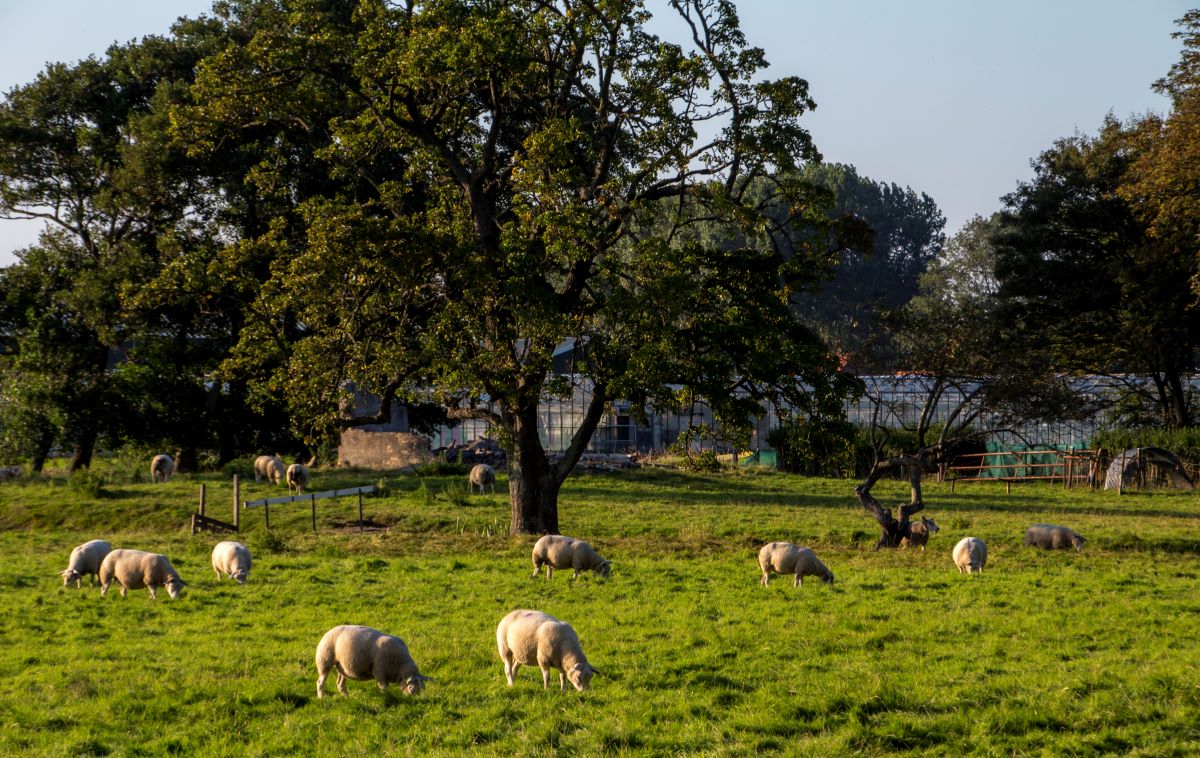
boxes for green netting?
[977,442,1072,478]
[740,450,777,468]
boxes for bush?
[768,417,857,477]
[443,480,472,507]
[414,458,470,477]
[69,470,105,498]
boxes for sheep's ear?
[588,666,601,676]
[419,675,434,682]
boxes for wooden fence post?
[200,483,207,516]
[233,475,240,531]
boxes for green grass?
[2,466,1199,755]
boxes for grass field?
[1,464,1199,756]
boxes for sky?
[0,0,1192,266]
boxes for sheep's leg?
[559,671,567,692]
[336,672,349,697]
[545,566,553,581]
[508,661,521,685]
[760,571,769,587]
[793,573,801,588]
[540,666,551,690]
[100,581,109,597]
[119,585,128,598]
[572,569,580,580]
[531,561,542,579]
[316,670,328,699]
[148,584,158,600]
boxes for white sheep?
[286,463,310,495]
[1023,524,1086,551]
[254,455,285,485]
[211,541,252,584]
[469,463,496,495]
[98,548,186,599]
[531,534,611,580]
[60,539,113,588]
[901,516,940,551]
[314,625,432,698]
[757,542,834,587]
[150,454,174,483]
[953,537,988,573]
[496,609,599,692]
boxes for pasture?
[1,465,1199,756]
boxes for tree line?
[1,2,1198,534]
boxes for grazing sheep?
[315,625,432,699]
[1023,524,1086,551]
[211,541,252,584]
[496,609,599,692]
[469,463,496,495]
[901,516,940,551]
[254,455,286,485]
[98,549,186,599]
[286,463,310,495]
[531,534,611,580]
[60,539,113,588]
[757,542,835,587]
[953,537,988,573]
[0,465,22,481]
[150,454,174,483]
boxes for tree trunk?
[856,454,927,548]
[175,446,198,474]
[68,426,97,473]
[30,426,54,474]
[506,402,560,535]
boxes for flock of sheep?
[63,456,1088,699]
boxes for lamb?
[469,463,496,495]
[149,454,174,483]
[757,542,834,587]
[531,534,611,580]
[953,537,988,573]
[286,463,310,495]
[315,625,432,698]
[901,516,940,551]
[253,455,285,485]
[60,539,113,588]
[211,541,252,584]
[1023,524,1086,551]
[496,609,599,692]
[98,548,186,599]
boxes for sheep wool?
[315,625,431,698]
[496,609,598,692]
[253,455,286,485]
[757,542,834,587]
[211,541,253,584]
[469,463,496,495]
[286,463,310,495]
[901,517,940,551]
[149,454,174,483]
[953,537,988,573]
[1023,524,1086,551]
[61,539,113,588]
[531,534,611,580]
[99,549,186,599]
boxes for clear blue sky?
[0,1,1192,265]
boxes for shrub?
[69,470,105,498]
[415,458,470,477]
[443,480,472,507]
[768,416,857,477]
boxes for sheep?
[469,463,496,495]
[286,463,310,495]
[496,609,599,692]
[901,516,940,551]
[98,548,186,599]
[149,454,174,483]
[254,455,286,485]
[315,625,432,699]
[757,542,835,587]
[211,541,252,584]
[953,537,988,573]
[1023,524,1086,551]
[0,464,22,481]
[60,539,113,588]
[531,534,611,580]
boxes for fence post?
[199,483,207,516]
[311,493,317,532]
[232,475,240,531]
